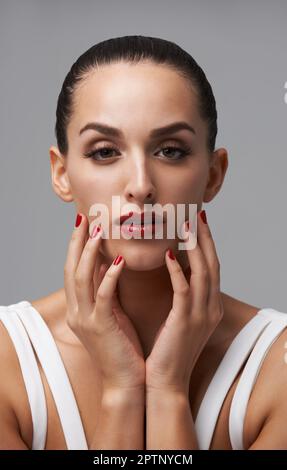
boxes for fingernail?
[113,255,123,265]
[167,248,175,260]
[75,213,82,227]
[199,210,207,224]
[90,224,101,238]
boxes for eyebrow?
[79,121,196,138]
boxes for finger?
[165,249,190,318]
[182,218,209,314]
[95,255,125,330]
[92,223,112,291]
[75,221,104,314]
[93,263,109,301]
[64,213,90,315]
[94,263,122,310]
[197,210,221,308]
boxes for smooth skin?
[64,208,223,449]
[1,61,287,449]
[65,213,145,391]
[145,212,223,397]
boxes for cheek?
[168,163,208,202]
[68,163,109,209]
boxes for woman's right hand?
[63,213,145,394]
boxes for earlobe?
[203,148,229,203]
[49,145,74,202]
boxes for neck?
[116,263,181,358]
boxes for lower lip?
[120,223,163,237]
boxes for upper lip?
[116,211,165,226]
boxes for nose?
[123,156,156,204]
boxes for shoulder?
[255,315,287,408]
[0,309,24,385]
[29,288,66,325]
[0,309,32,448]
[0,292,66,448]
[247,312,287,449]
[220,294,287,448]
[0,289,67,343]
[29,288,81,346]
[0,292,67,450]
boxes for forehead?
[68,61,201,138]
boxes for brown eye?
[83,143,192,162]
[83,145,119,160]
[156,145,191,160]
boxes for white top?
[0,301,287,450]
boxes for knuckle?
[74,273,85,288]
[84,241,95,255]
[178,284,190,296]
[96,289,108,301]
[67,312,88,333]
[200,268,209,280]
[105,269,114,279]
[208,301,223,318]
[173,265,183,275]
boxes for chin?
[123,257,166,271]
[101,240,172,271]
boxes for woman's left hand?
[145,210,224,396]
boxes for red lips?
[117,211,163,226]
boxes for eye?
[156,145,191,160]
[83,144,119,161]
[83,142,192,161]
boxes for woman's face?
[51,61,226,270]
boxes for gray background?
[1,0,286,312]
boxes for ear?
[49,145,74,202]
[203,147,229,203]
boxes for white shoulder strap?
[15,301,88,450]
[229,310,287,449]
[0,304,47,450]
[194,309,272,449]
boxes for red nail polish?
[113,255,123,265]
[167,248,175,260]
[75,213,82,227]
[199,210,207,224]
[90,224,101,238]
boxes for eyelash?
[83,143,192,162]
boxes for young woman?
[1,35,287,451]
